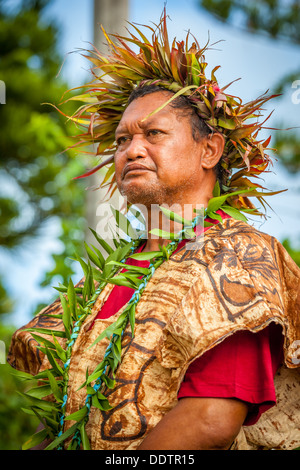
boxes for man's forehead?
[116,109,171,134]
[115,97,178,135]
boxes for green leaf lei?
[16,186,253,450]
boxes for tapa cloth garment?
[8,218,300,450]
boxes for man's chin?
[120,183,166,207]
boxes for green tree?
[0,0,87,449]
[0,0,87,315]
[198,0,300,43]
[198,0,300,172]
[0,323,40,450]
[198,0,300,265]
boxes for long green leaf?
[80,423,91,450]
[31,333,56,351]
[90,244,105,269]
[45,347,64,376]
[92,394,113,411]
[45,422,79,450]
[86,321,118,350]
[72,253,89,277]
[67,278,77,321]
[23,327,66,338]
[106,276,138,288]
[221,205,248,221]
[106,260,150,275]
[140,85,198,121]
[129,304,136,337]
[51,333,67,363]
[129,251,163,260]
[159,205,193,226]
[82,261,95,301]
[89,227,114,255]
[85,242,104,270]
[18,392,59,412]
[25,384,52,400]
[30,408,57,440]
[46,369,63,403]
[65,405,89,422]
[149,228,179,240]
[102,374,116,389]
[22,428,49,450]
[112,207,139,240]
[60,293,71,340]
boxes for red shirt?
[91,213,283,425]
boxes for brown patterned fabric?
[8,219,300,449]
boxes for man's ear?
[201,133,225,169]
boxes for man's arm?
[137,397,248,450]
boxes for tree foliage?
[0,323,39,449]
[198,0,300,265]
[198,0,300,173]
[199,0,300,44]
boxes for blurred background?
[0,0,299,449]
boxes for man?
[8,12,300,450]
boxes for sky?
[3,0,300,327]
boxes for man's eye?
[117,136,130,146]
[148,129,162,137]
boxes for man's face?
[114,91,207,207]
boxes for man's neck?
[141,199,209,252]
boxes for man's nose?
[126,135,147,160]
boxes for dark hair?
[127,84,223,185]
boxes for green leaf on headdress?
[213,181,221,197]
[140,85,198,122]
[217,117,236,129]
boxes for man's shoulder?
[206,217,275,244]
[175,217,298,278]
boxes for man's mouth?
[122,163,152,178]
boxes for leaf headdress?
[63,8,282,217]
